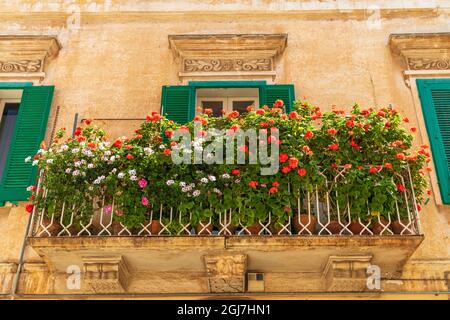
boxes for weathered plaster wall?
[0,1,449,297]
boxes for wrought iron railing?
[28,167,422,237]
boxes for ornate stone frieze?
[204,253,247,293]
[82,255,130,294]
[0,36,61,79]
[408,58,450,70]
[184,58,272,72]
[169,34,286,81]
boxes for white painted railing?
[29,167,422,237]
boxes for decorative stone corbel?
[82,255,130,294]
[322,255,373,292]
[0,35,61,80]
[204,253,247,293]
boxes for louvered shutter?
[0,86,54,202]
[160,86,195,124]
[417,79,450,204]
[262,84,295,113]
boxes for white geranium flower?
[118,172,125,179]
[222,173,230,179]
[110,156,116,162]
[111,168,117,173]
[200,177,208,184]
[130,175,138,181]
[26,186,34,191]
[25,156,32,163]
[235,179,241,184]
[72,170,80,176]
[71,148,80,153]
[179,182,186,187]
[37,149,45,154]
[65,168,72,174]
[166,180,175,186]
[144,147,154,155]
[46,159,54,164]
[181,187,190,193]
[213,188,222,194]
[104,150,111,156]
[128,169,136,176]
[87,163,94,169]
[159,144,165,150]
[81,159,87,164]
[74,161,82,167]
[208,175,216,182]
[192,190,201,197]
[32,160,39,166]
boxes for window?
[0,84,54,203]
[197,88,259,116]
[161,81,295,123]
[417,78,450,204]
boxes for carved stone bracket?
[82,255,130,294]
[389,33,450,87]
[322,255,373,292]
[204,253,247,293]
[0,36,61,80]
[169,34,287,82]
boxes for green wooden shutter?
[160,85,195,124]
[262,84,295,113]
[0,86,54,202]
[417,79,450,204]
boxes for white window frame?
[197,96,259,115]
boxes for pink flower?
[103,205,112,214]
[138,178,148,189]
[141,196,149,206]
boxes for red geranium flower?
[281,166,291,174]
[403,117,409,123]
[410,127,417,133]
[346,119,355,128]
[327,128,337,135]
[369,166,378,174]
[272,182,280,187]
[255,109,265,115]
[87,142,96,149]
[84,119,92,125]
[396,153,405,160]
[297,168,307,177]
[304,131,314,139]
[125,144,133,150]
[397,184,406,192]
[126,154,134,160]
[268,187,278,194]
[273,99,284,108]
[249,180,258,188]
[112,139,123,148]
[231,169,240,175]
[288,157,298,169]
[384,163,393,169]
[163,149,171,156]
[377,110,386,117]
[25,203,34,213]
[289,111,298,119]
[165,129,173,138]
[279,153,289,163]
[260,122,268,128]
[328,143,339,151]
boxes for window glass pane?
[201,101,223,117]
[232,100,255,114]
[0,103,19,181]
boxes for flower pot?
[245,222,263,235]
[292,214,317,235]
[326,220,344,235]
[269,223,289,235]
[371,217,391,235]
[349,221,370,235]
[196,221,213,235]
[218,224,236,235]
[111,220,124,235]
[143,220,163,235]
[39,219,62,237]
[391,219,413,235]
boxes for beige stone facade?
[0,1,449,299]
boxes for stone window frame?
[390,33,450,206]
